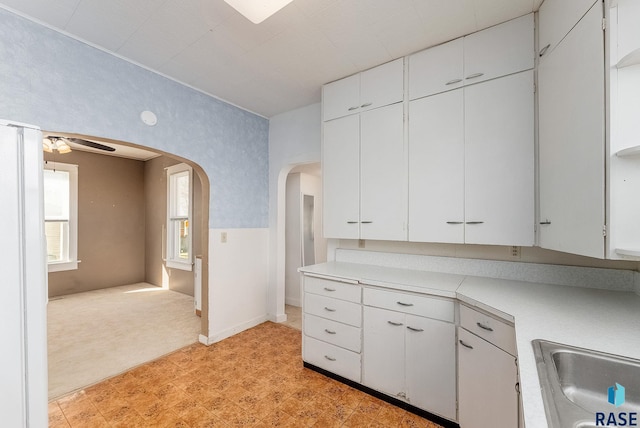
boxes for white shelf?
[616,48,640,68]
[615,248,640,258]
[616,145,640,157]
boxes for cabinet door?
[362,307,405,398]
[360,58,404,112]
[360,103,406,241]
[458,328,518,428]
[408,90,464,243]
[323,115,360,239]
[405,315,456,420]
[464,71,534,246]
[409,38,464,100]
[323,74,360,121]
[538,2,605,258]
[538,0,598,61]
[463,14,534,85]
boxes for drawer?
[303,313,361,353]
[459,304,516,356]
[304,275,361,303]
[303,336,361,382]
[363,287,454,323]
[304,293,362,327]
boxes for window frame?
[43,162,78,273]
[166,163,193,271]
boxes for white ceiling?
[0,0,544,118]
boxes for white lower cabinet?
[362,294,457,420]
[458,310,519,428]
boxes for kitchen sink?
[533,340,640,428]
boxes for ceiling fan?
[44,136,115,154]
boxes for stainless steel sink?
[533,340,640,428]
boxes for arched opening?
[42,131,210,399]
[276,161,325,329]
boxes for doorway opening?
[282,162,326,330]
[43,132,210,399]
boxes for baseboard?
[198,334,212,346]
[205,314,269,344]
[285,297,301,307]
[270,312,287,323]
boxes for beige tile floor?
[283,305,302,331]
[48,322,443,427]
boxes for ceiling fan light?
[223,0,294,24]
[43,138,53,153]
[57,142,72,154]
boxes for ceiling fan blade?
[68,138,116,152]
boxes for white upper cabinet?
[409,14,533,101]
[323,58,404,122]
[538,1,605,258]
[409,38,464,100]
[465,71,535,246]
[360,103,406,241]
[322,74,360,122]
[463,13,534,86]
[538,0,599,61]
[322,115,360,239]
[409,89,465,243]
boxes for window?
[43,162,78,272]
[166,163,192,271]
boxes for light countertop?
[299,262,640,428]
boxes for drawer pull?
[347,221,359,224]
[459,339,474,350]
[407,326,424,332]
[446,221,463,225]
[324,329,336,335]
[323,287,336,292]
[361,221,373,224]
[360,102,373,108]
[445,78,462,85]
[388,321,404,326]
[466,72,484,80]
[324,307,336,312]
[324,355,336,361]
[476,322,494,332]
[348,106,359,111]
[396,301,414,307]
[465,221,484,225]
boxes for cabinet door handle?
[324,329,336,335]
[360,102,373,108]
[476,322,494,332]
[465,221,484,225]
[397,301,414,307]
[465,72,484,80]
[459,339,473,349]
[324,307,336,312]
[445,78,463,85]
[539,44,551,57]
[407,326,424,332]
[324,355,336,361]
[323,287,336,292]
[446,221,463,225]
[388,321,404,326]
[347,221,359,224]
[348,106,359,111]
[540,220,551,225]
[361,221,373,224]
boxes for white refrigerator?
[0,120,48,427]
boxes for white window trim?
[166,163,193,271]
[44,162,78,273]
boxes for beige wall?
[144,156,203,296]
[46,151,145,297]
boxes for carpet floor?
[48,283,201,400]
